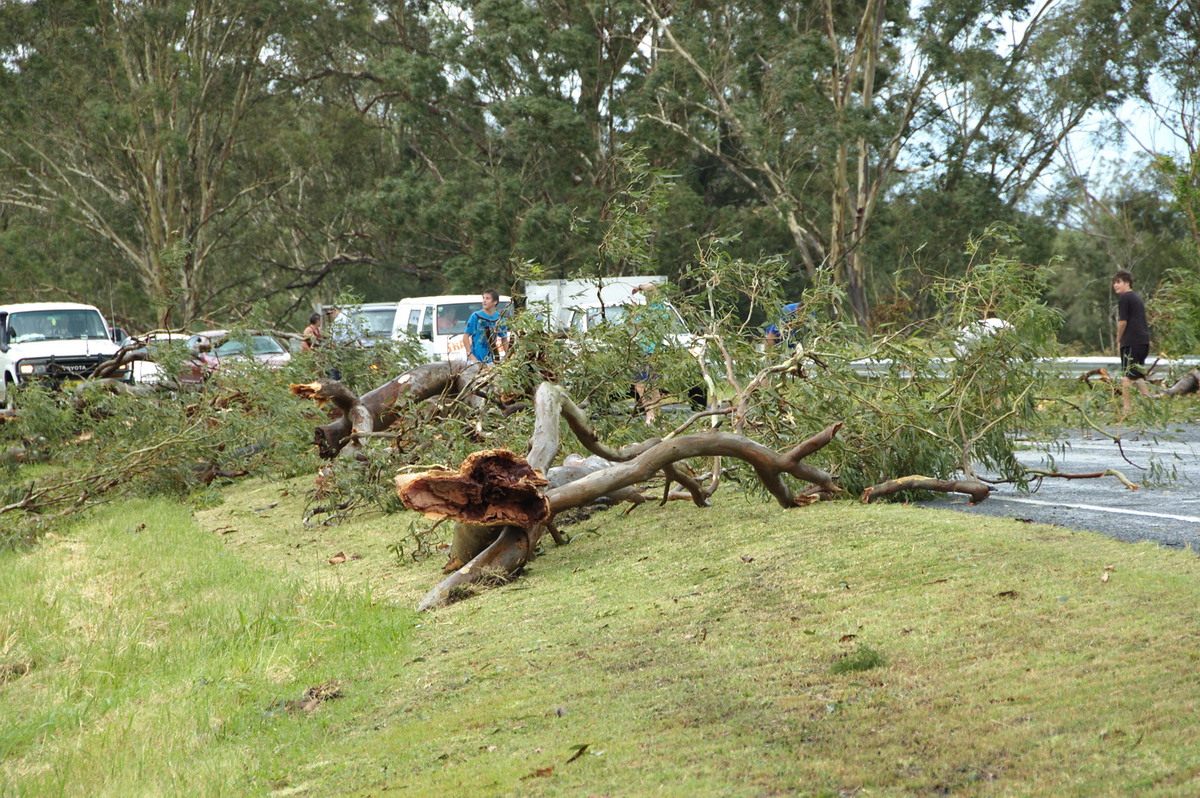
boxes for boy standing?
[1112,269,1152,415]
[465,289,508,364]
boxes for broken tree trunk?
[861,475,991,504]
[291,361,484,459]
[399,382,843,611]
[1162,370,1200,397]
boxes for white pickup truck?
[0,302,128,410]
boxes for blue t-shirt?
[765,302,801,341]
[465,309,507,363]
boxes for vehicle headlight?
[18,363,36,375]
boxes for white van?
[324,301,401,346]
[394,294,512,362]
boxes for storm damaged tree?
[284,228,1080,610]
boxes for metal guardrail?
[848,356,1200,378]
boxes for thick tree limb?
[1162,370,1200,397]
[291,360,483,458]
[861,475,992,504]
[406,382,843,611]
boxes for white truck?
[525,276,708,410]
[394,294,513,362]
[524,276,679,334]
[0,302,129,410]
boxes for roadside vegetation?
[4,484,1200,795]
[2,226,1198,793]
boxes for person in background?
[954,312,1013,358]
[437,305,458,335]
[1112,269,1152,415]
[765,302,801,348]
[321,306,344,381]
[464,289,508,364]
[630,283,666,423]
[302,312,322,352]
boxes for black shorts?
[1120,344,1149,380]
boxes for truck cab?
[395,294,512,362]
[0,302,128,409]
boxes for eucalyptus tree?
[286,0,677,295]
[636,0,1145,328]
[0,0,356,328]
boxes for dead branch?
[1161,370,1200,397]
[1078,367,1111,385]
[861,475,991,504]
[291,360,484,459]
[1025,468,1140,491]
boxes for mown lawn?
[3,478,1200,796]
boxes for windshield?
[435,301,511,336]
[214,335,286,357]
[351,308,397,336]
[330,306,397,341]
[7,309,108,343]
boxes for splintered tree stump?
[395,449,550,527]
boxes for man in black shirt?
[1112,269,1152,415]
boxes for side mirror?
[110,327,128,345]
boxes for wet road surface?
[919,423,1200,549]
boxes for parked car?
[1,302,130,410]
[124,332,191,385]
[179,330,291,385]
[324,302,400,347]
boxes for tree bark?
[861,475,991,504]
[401,382,843,611]
[291,360,483,459]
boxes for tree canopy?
[1,0,1196,347]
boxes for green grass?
[4,479,1200,796]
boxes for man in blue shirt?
[765,302,801,348]
[464,289,508,364]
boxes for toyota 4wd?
[0,302,129,410]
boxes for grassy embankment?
[3,476,1200,797]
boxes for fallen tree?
[395,382,844,611]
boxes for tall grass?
[0,499,413,796]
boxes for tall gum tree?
[0,0,304,327]
[638,0,1143,329]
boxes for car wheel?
[2,375,16,413]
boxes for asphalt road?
[918,423,1200,550]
